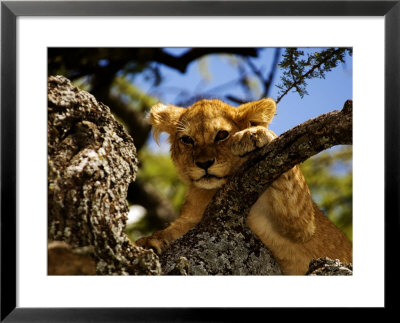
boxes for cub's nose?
[195,159,215,170]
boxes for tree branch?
[48,48,259,79]
[245,47,281,98]
[159,100,352,275]
[276,48,345,103]
[217,99,352,208]
[153,48,259,73]
[264,48,282,97]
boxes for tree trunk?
[48,75,160,275]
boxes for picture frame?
[1,0,399,320]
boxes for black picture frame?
[1,0,399,321]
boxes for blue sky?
[134,48,352,152]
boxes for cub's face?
[150,98,276,190]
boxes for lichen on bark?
[48,75,160,275]
[306,258,353,275]
[160,196,282,275]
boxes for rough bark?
[160,101,352,275]
[306,257,353,276]
[48,75,160,275]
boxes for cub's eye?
[215,130,229,142]
[180,136,194,146]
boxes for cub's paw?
[135,236,169,254]
[231,127,275,156]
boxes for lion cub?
[136,98,352,275]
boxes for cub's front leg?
[135,204,200,254]
[231,125,277,157]
[135,187,215,254]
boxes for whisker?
[176,120,189,133]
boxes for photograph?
[47,47,353,276]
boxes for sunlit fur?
[136,98,352,275]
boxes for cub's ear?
[150,103,186,144]
[236,98,276,127]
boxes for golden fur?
[136,98,352,275]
